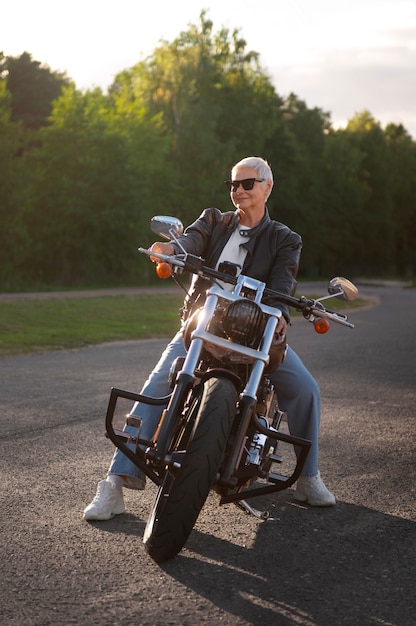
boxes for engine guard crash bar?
[218,408,312,504]
[105,387,311,504]
[105,387,172,486]
[219,431,311,504]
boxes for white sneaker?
[83,480,125,521]
[294,471,336,507]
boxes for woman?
[84,156,335,521]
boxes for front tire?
[143,376,238,562]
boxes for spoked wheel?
[143,376,238,563]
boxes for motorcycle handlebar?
[137,247,355,329]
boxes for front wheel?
[143,376,238,562]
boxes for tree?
[109,11,283,224]
[346,111,396,274]
[320,128,370,275]
[0,51,70,130]
[2,16,415,289]
[0,81,29,288]
[384,123,416,275]
[23,84,172,285]
[269,94,331,274]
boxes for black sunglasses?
[225,178,265,192]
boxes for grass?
[0,291,365,357]
[0,293,184,356]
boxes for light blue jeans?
[108,330,320,485]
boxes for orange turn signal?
[314,318,330,334]
[156,262,172,279]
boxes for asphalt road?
[0,284,415,626]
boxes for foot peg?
[126,416,142,428]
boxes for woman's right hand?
[149,241,175,263]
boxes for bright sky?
[2,0,416,137]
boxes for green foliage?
[384,123,416,277]
[0,12,415,291]
[344,111,396,273]
[269,94,332,274]
[109,11,284,224]
[21,85,172,285]
[0,51,70,129]
[0,81,29,285]
[320,128,369,275]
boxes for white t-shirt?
[215,227,250,291]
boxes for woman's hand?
[275,316,288,337]
[149,241,175,262]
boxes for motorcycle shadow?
[86,487,414,625]
[158,494,415,626]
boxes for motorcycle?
[105,215,358,563]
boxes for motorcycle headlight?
[222,299,265,347]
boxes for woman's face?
[229,166,272,218]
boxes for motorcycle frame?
[105,276,312,505]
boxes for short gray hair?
[231,156,274,199]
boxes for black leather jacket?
[172,207,302,322]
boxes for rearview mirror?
[328,277,359,302]
[151,216,184,240]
